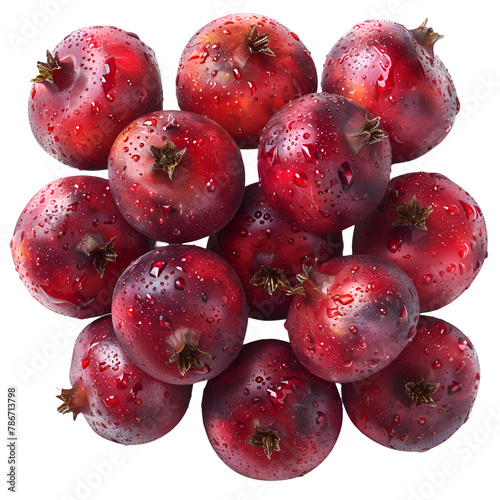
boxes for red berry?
[108,110,245,243]
[342,315,480,452]
[57,315,192,445]
[321,19,459,163]
[286,254,420,383]
[29,26,163,170]
[112,245,248,385]
[207,182,343,320]
[258,92,392,234]
[202,339,343,480]
[176,13,317,148]
[352,172,488,312]
[10,176,151,319]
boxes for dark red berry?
[108,110,245,243]
[352,172,488,312]
[112,244,248,385]
[342,315,480,451]
[321,19,459,162]
[29,26,163,170]
[202,339,343,480]
[207,182,343,320]
[11,176,152,319]
[57,315,192,445]
[258,92,392,234]
[176,13,317,148]
[286,254,419,383]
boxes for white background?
[1,0,499,499]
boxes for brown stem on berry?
[411,19,444,59]
[246,426,281,459]
[246,25,276,57]
[32,50,62,83]
[171,343,211,377]
[393,196,433,230]
[405,379,440,407]
[57,385,89,420]
[349,116,388,154]
[89,237,118,277]
[150,142,187,180]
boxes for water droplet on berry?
[99,361,110,372]
[387,237,403,253]
[327,308,341,318]
[335,294,354,305]
[301,143,317,164]
[267,379,298,411]
[206,179,217,192]
[458,243,469,258]
[158,316,172,329]
[293,172,308,187]
[338,162,354,191]
[175,278,185,290]
[150,261,166,278]
[247,80,257,96]
[444,204,460,216]
[460,201,476,220]
[101,58,117,94]
[72,274,88,290]
[421,274,433,285]
[448,381,462,394]
[104,395,117,407]
[432,359,442,369]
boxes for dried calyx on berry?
[251,264,312,297]
[32,50,61,83]
[350,116,389,154]
[150,142,187,180]
[57,385,89,421]
[170,343,212,377]
[246,25,276,56]
[410,18,444,58]
[405,379,440,407]
[393,196,433,230]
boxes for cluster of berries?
[11,13,486,481]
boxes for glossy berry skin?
[257,92,392,234]
[112,245,248,385]
[342,315,480,452]
[207,182,343,320]
[11,176,152,319]
[286,254,419,383]
[202,339,343,480]
[29,25,163,170]
[321,19,459,163]
[57,315,192,445]
[352,172,488,312]
[108,110,245,243]
[176,13,317,148]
